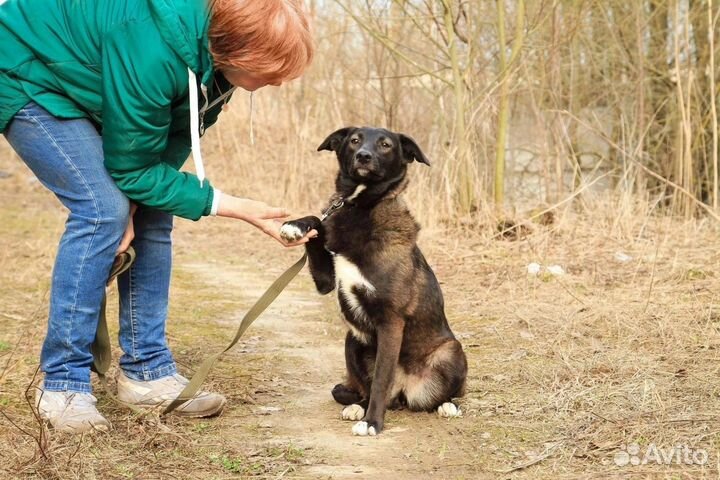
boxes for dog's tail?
[331,383,363,405]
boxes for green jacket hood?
[150,0,232,185]
[149,0,214,83]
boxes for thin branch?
[334,0,453,87]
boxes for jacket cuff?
[210,189,222,216]
[202,186,215,217]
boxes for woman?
[0,0,315,433]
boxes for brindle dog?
[280,127,467,436]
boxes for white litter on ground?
[527,263,542,276]
[526,263,566,276]
[614,251,633,263]
[546,265,565,276]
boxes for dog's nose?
[355,150,372,165]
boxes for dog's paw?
[280,216,321,243]
[437,402,462,418]
[280,222,307,242]
[341,404,365,421]
[351,421,377,436]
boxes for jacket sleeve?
[163,133,192,171]
[100,21,213,221]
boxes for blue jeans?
[5,102,177,393]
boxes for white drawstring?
[249,91,255,146]
[188,68,205,186]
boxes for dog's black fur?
[281,127,467,435]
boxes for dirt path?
[180,259,479,479]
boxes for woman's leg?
[5,103,129,394]
[117,206,177,379]
[115,209,226,418]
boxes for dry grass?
[427,209,720,478]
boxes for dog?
[280,127,467,436]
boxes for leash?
[163,201,344,414]
[92,201,344,416]
[91,247,136,376]
[161,253,307,414]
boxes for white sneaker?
[35,389,110,433]
[116,371,226,417]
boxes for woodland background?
[230,0,720,226]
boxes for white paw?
[351,421,377,436]
[437,402,462,418]
[342,404,365,421]
[280,223,304,242]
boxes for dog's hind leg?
[331,383,363,405]
[340,400,368,421]
[388,392,407,410]
[405,339,468,416]
[334,387,369,422]
[437,401,462,418]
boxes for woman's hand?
[117,202,138,254]
[216,195,317,247]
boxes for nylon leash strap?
[91,247,136,376]
[90,246,307,416]
[161,253,307,414]
[162,201,346,414]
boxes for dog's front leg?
[280,216,335,294]
[352,314,404,436]
[305,227,335,294]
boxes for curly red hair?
[209,0,314,81]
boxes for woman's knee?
[69,192,130,239]
[97,193,131,236]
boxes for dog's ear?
[399,134,431,166]
[318,127,355,152]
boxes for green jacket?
[0,0,234,220]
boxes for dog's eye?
[350,137,360,145]
[381,142,392,149]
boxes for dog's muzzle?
[353,150,377,177]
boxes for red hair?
[209,0,314,81]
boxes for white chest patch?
[334,255,375,343]
[346,184,366,201]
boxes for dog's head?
[318,127,430,185]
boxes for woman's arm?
[216,193,317,247]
